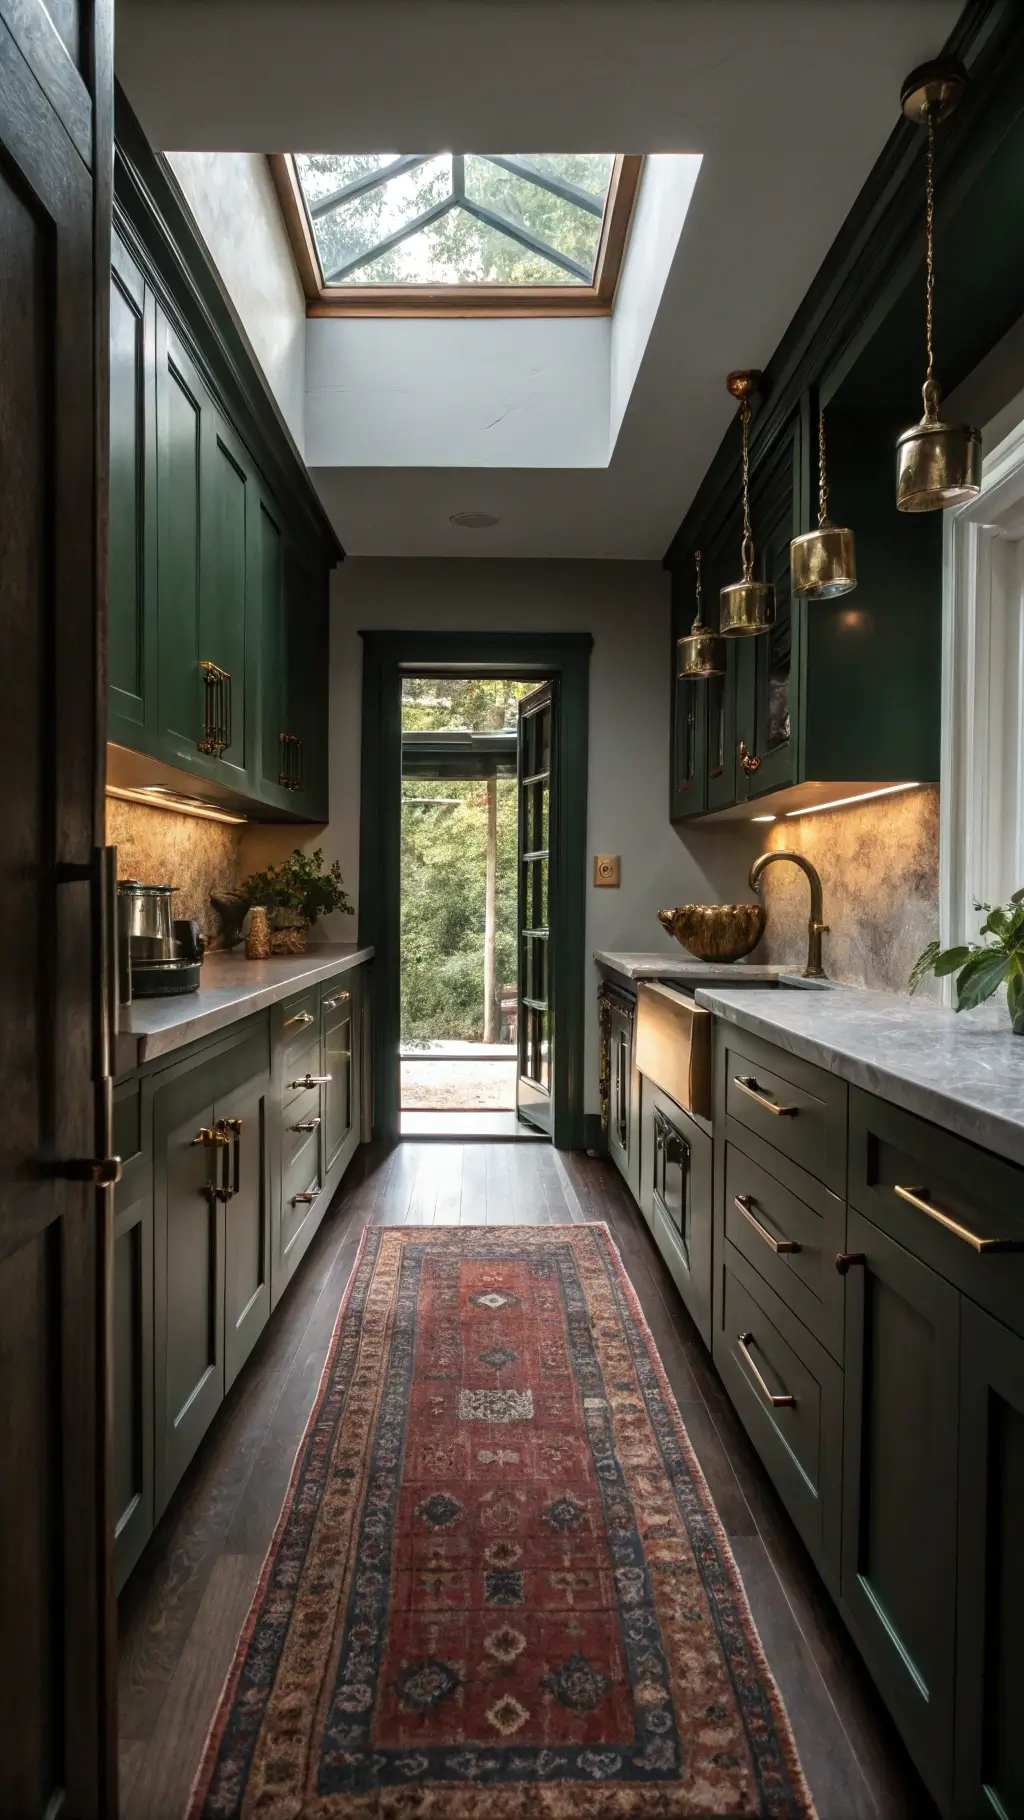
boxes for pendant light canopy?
[677,549,726,679]
[720,371,775,636]
[896,58,982,512]
[791,410,857,599]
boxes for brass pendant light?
[791,410,857,599]
[720,371,775,635]
[896,58,981,512]
[677,549,726,679]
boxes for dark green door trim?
[358,629,592,1149]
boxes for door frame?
[358,630,592,1148]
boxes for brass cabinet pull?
[733,1075,799,1117]
[323,991,351,1010]
[284,1010,315,1030]
[739,739,761,774]
[192,1126,230,1147]
[894,1184,1024,1254]
[292,1117,321,1133]
[199,661,231,757]
[291,1190,318,1205]
[290,1073,331,1090]
[221,1117,242,1200]
[278,732,304,791]
[735,1193,800,1254]
[737,1332,796,1408]
[836,1251,866,1274]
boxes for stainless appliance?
[117,880,205,998]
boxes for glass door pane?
[516,680,554,1133]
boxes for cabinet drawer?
[281,1081,322,1178]
[279,989,320,1066]
[283,1127,321,1209]
[720,1026,847,1192]
[724,1140,845,1361]
[849,1087,1024,1340]
[714,1240,842,1585]
[282,1033,325,1106]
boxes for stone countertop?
[594,951,785,985]
[696,984,1024,1169]
[115,943,374,1074]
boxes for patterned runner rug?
[189,1224,815,1818]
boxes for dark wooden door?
[516,680,555,1134]
[0,0,116,1811]
[221,1072,270,1393]
[955,1299,1024,1819]
[840,1207,960,1812]
[112,1150,154,1593]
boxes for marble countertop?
[115,943,374,1074]
[696,984,1024,1169]
[594,950,786,985]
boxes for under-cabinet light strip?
[784,782,921,819]
[105,784,247,826]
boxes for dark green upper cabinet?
[108,93,342,821]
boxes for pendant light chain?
[694,548,703,626]
[818,410,828,529]
[740,399,754,581]
[924,106,937,412]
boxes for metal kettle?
[117,880,205,1000]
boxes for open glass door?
[516,681,555,1133]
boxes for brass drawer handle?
[735,1193,800,1255]
[290,1073,331,1090]
[323,991,351,1010]
[733,1075,799,1117]
[291,1190,318,1205]
[836,1251,866,1274]
[894,1184,1024,1254]
[737,1332,796,1408]
[192,1126,230,1147]
[284,1010,315,1029]
[292,1117,321,1133]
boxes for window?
[941,413,1024,958]
[269,152,642,315]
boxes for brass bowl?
[657,903,767,963]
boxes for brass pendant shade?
[677,549,726,679]
[720,371,775,637]
[896,59,981,513]
[791,410,857,599]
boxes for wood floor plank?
[433,1144,465,1225]
[484,1141,515,1223]
[460,1144,488,1224]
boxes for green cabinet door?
[202,415,254,792]
[109,233,156,749]
[955,1299,1024,1820]
[736,418,799,801]
[155,309,207,768]
[257,494,290,806]
[221,1070,271,1393]
[112,1148,154,1593]
[152,1061,225,1516]
[283,547,330,819]
[840,1207,960,1812]
[322,979,357,1175]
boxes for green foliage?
[910,888,1024,1031]
[240,848,353,926]
[401,778,518,1042]
[401,676,532,733]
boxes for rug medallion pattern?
[189,1224,815,1818]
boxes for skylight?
[270,153,642,315]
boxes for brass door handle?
[292,1117,321,1133]
[278,731,303,790]
[733,1075,799,1117]
[323,992,351,1010]
[192,1126,230,1147]
[894,1184,1024,1254]
[737,1332,795,1408]
[291,1190,318,1205]
[53,1156,123,1186]
[220,1117,242,1200]
[199,661,231,757]
[739,740,761,773]
[735,1194,800,1255]
[284,1010,315,1030]
[290,1073,331,1090]
[836,1252,866,1274]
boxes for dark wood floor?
[118,1141,937,1820]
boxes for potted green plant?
[910,890,1024,1032]
[239,849,353,954]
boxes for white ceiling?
[117,0,962,558]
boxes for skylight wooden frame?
[268,153,643,318]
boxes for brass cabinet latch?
[739,740,761,773]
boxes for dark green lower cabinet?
[221,1073,271,1394]
[639,1081,712,1348]
[840,1207,960,1813]
[113,1149,154,1593]
[955,1300,1024,1820]
[322,978,358,1174]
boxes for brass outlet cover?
[594,855,621,888]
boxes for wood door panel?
[204,423,250,787]
[113,1164,154,1591]
[156,318,204,759]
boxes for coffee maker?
[117,881,205,998]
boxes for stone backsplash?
[106,797,243,946]
[754,784,940,994]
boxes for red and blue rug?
[189,1224,815,1817]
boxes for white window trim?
[941,413,1024,991]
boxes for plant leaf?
[955,950,1010,1011]
[1011,888,1024,905]
[908,940,941,994]
[933,945,972,978]
[1007,955,1024,1034]
[983,907,1012,940]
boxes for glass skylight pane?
[305,155,452,279]
[345,212,577,286]
[464,155,604,279]
[521,153,614,199]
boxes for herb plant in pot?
[910,890,1024,1032]
[239,849,353,954]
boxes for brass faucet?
[749,851,829,979]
